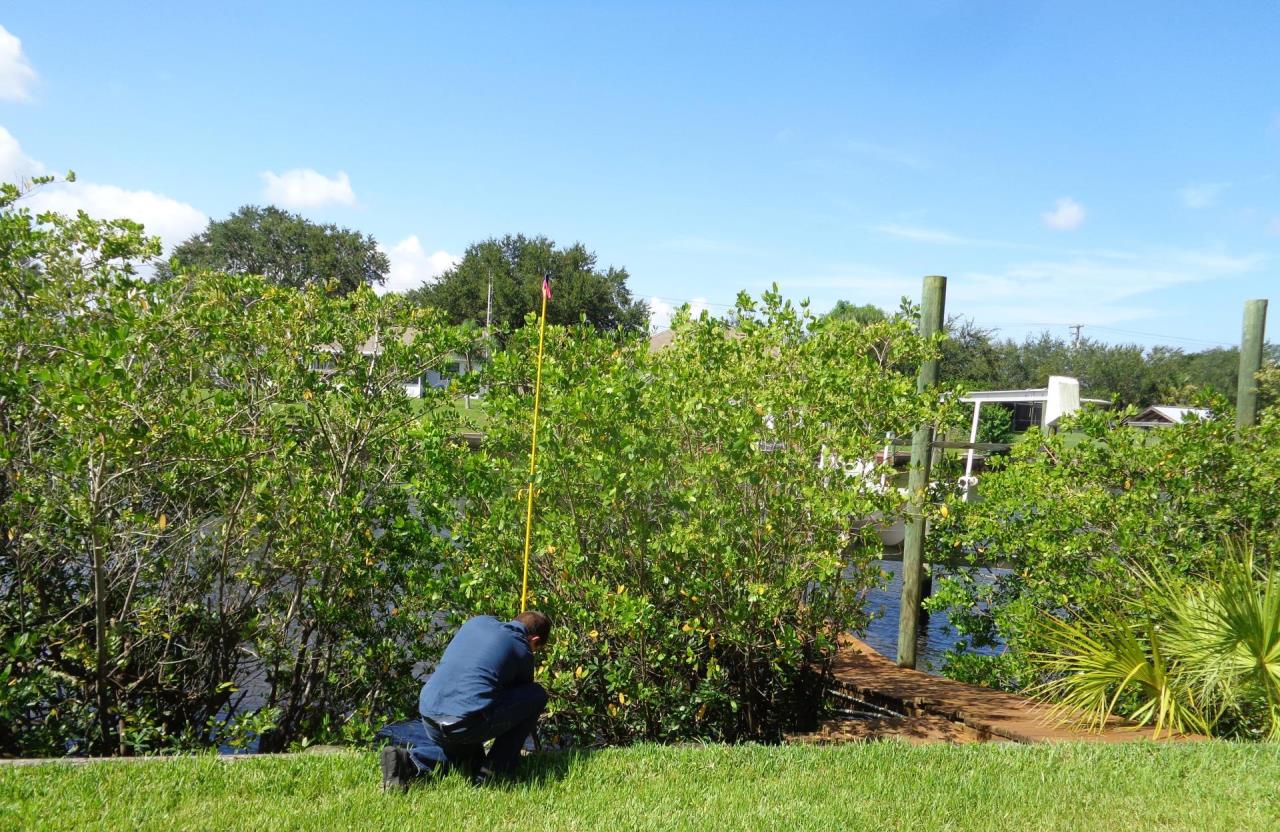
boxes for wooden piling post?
[898,275,946,669]
[1236,299,1268,434]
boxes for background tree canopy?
[830,300,1278,408]
[406,234,649,339]
[166,205,390,293]
[819,300,887,326]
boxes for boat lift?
[957,376,1107,499]
[828,376,1106,547]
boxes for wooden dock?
[790,636,1205,745]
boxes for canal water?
[859,559,1005,673]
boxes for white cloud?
[647,296,674,330]
[3,126,204,253]
[27,181,207,251]
[260,168,356,209]
[780,246,1263,339]
[845,140,928,170]
[875,224,969,245]
[1180,182,1228,209]
[377,235,458,295]
[1266,217,1280,236]
[662,235,752,255]
[1041,197,1085,231]
[1169,250,1264,273]
[0,125,44,180]
[0,26,37,102]
[874,223,1014,247]
[647,295,709,330]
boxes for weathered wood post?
[898,275,946,668]
[1236,299,1268,434]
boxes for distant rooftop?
[1126,405,1212,427]
[648,328,677,353]
[648,327,742,353]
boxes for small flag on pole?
[542,273,553,300]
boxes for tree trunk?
[91,537,113,753]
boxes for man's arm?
[517,649,535,685]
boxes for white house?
[314,329,482,399]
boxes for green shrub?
[975,403,1015,445]
[2,180,947,754]
[447,292,947,743]
[0,180,473,754]
[927,399,1280,737]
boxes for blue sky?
[2,2,1277,347]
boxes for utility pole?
[1069,324,1083,349]
[898,275,946,669]
[485,269,493,336]
[1235,299,1268,434]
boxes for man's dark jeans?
[411,682,547,776]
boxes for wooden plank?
[831,636,1207,744]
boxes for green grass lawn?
[450,396,488,429]
[3,742,1278,831]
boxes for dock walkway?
[792,636,1204,745]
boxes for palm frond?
[1031,540,1280,740]
[1030,613,1207,737]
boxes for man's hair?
[515,610,551,641]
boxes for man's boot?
[471,764,497,787]
[380,745,414,793]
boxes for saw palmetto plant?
[1031,542,1280,739]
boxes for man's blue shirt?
[418,616,535,721]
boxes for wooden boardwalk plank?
[830,636,1205,744]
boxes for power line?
[645,295,738,310]
[1085,325,1234,349]
[983,322,1073,328]
[984,321,1235,349]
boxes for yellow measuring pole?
[519,280,550,612]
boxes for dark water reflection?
[859,559,1005,674]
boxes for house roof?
[648,328,677,353]
[359,328,420,354]
[317,328,472,363]
[960,387,1059,404]
[1126,405,1212,426]
[648,327,744,353]
[959,388,1109,406]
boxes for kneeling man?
[382,611,550,790]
